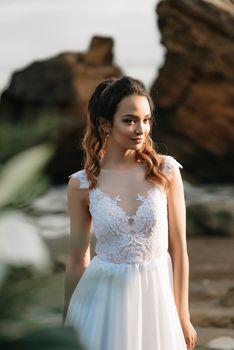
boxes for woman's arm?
[167,165,197,349]
[63,176,92,324]
[167,165,190,323]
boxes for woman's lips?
[131,138,143,143]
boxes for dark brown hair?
[82,76,170,191]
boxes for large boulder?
[150,0,234,184]
[184,181,234,236]
[0,36,122,123]
[206,336,234,349]
[0,36,123,183]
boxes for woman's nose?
[135,123,144,134]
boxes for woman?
[63,76,197,350]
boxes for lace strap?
[161,155,183,176]
[68,169,89,189]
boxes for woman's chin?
[128,144,144,151]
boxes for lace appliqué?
[68,155,183,267]
[68,170,89,189]
[89,186,167,265]
[161,155,183,176]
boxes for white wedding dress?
[64,155,188,350]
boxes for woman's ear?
[99,118,111,134]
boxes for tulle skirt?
[64,251,187,350]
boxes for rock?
[35,214,69,239]
[29,186,67,215]
[34,213,70,268]
[189,279,233,301]
[0,36,123,184]
[220,287,234,307]
[150,0,234,183]
[187,237,234,280]
[78,35,114,66]
[187,201,234,236]
[28,187,69,267]
[206,336,234,349]
[0,211,52,283]
[184,182,234,236]
[190,296,234,328]
[0,36,122,123]
[195,327,234,350]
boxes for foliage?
[0,143,55,209]
[0,326,85,350]
[0,114,73,163]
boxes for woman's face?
[108,95,152,150]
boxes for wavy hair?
[82,76,170,192]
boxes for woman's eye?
[124,120,134,124]
[123,118,151,125]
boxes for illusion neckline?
[100,162,145,172]
[90,185,163,219]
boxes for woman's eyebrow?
[122,113,151,118]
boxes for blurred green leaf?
[6,174,50,209]
[0,114,73,163]
[0,143,55,208]
[0,326,85,350]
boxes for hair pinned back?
[88,79,115,126]
[82,76,170,192]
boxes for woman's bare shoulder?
[68,169,89,188]
[158,154,183,177]
[67,169,90,207]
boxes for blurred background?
[0,0,234,349]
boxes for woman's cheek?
[119,124,132,136]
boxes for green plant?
[0,143,55,209]
[0,113,74,163]
[0,326,85,350]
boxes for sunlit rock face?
[0,36,122,123]
[150,0,234,184]
[0,36,123,183]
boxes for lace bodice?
[69,155,183,264]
